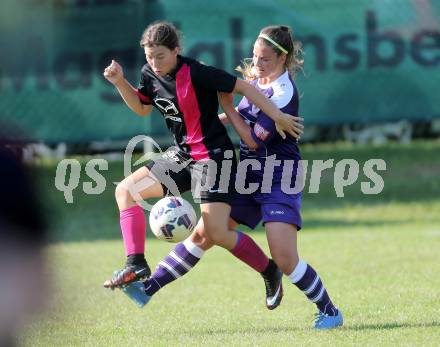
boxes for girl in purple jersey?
[127,25,343,330]
[102,22,303,305]
[219,25,343,329]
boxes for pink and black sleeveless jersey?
[136,55,236,160]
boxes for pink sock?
[120,205,146,256]
[230,231,269,273]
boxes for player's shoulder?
[140,63,155,81]
[272,71,295,95]
[181,56,218,81]
[181,55,225,75]
[270,71,296,108]
[141,63,151,74]
[179,55,201,69]
[177,56,206,78]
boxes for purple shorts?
[230,186,302,230]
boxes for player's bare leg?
[265,222,343,329]
[104,167,164,289]
[122,209,283,309]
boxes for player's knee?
[204,226,229,247]
[115,182,131,204]
[206,231,225,246]
[273,252,299,275]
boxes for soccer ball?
[149,197,197,243]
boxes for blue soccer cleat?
[121,281,152,308]
[314,310,344,329]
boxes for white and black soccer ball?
[149,197,197,243]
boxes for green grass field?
[23,140,440,346]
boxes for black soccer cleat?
[261,260,284,310]
[103,263,151,290]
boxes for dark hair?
[140,21,181,50]
[237,25,304,80]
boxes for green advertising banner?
[1,0,439,143]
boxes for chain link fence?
[1,0,439,147]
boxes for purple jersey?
[231,70,303,230]
[237,70,301,182]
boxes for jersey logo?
[251,104,261,115]
[164,115,182,122]
[254,122,270,141]
[154,97,179,116]
[163,150,180,162]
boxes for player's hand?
[103,60,124,85]
[275,113,304,139]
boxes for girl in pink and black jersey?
[102,22,303,305]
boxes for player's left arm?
[218,98,240,126]
[218,112,230,125]
[232,79,303,139]
[192,63,302,138]
[219,93,259,149]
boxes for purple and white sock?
[142,239,204,297]
[288,260,338,316]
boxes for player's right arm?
[103,60,152,116]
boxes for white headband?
[258,34,288,54]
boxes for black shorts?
[146,148,237,204]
